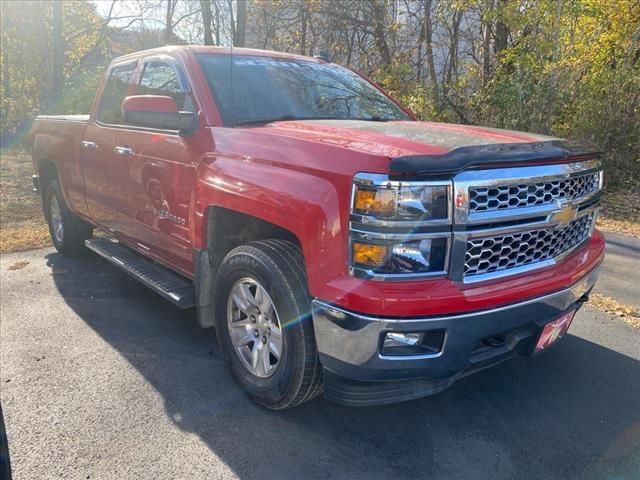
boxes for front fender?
[191,156,349,297]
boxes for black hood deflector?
[389,140,601,177]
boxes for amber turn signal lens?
[352,242,388,267]
[353,188,395,216]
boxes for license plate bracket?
[535,310,576,353]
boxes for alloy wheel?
[227,278,283,378]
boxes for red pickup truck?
[31,46,604,409]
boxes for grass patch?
[0,149,51,253]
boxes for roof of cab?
[111,45,325,64]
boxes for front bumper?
[312,263,601,406]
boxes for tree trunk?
[234,0,247,47]
[445,9,463,87]
[495,0,509,55]
[165,0,175,45]
[300,1,308,56]
[213,0,221,45]
[481,0,492,84]
[52,0,64,95]
[0,2,10,99]
[371,0,392,66]
[200,0,214,45]
[552,0,563,62]
[424,0,438,92]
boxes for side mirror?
[122,95,197,135]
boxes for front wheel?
[215,240,322,409]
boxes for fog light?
[381,330,445,357]
[385,332,422,347]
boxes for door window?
[137,61,194,112]
[96,63,136,125]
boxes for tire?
[45,180,92,256]
[215,240,322,409]
[0,404,11,480]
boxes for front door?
[114,57,198,275]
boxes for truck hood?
[251,120,599,175]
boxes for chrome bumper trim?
[312,263,600,377]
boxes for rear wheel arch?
[36,159,59,211]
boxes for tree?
[165,0,177,44]
[52,1,64,94]
[200,0,214,45]
[0,0,637,173]
[234,0,247,47]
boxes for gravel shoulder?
[0,240,639,480]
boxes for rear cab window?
[136,60,195,113]
[96,63,137,125]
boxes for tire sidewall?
[215,249,307,405]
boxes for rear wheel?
[45,180,92,256]
[215,240,322,409]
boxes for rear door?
[114,56,198,275]
[81,61,137,229]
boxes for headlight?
[352,174,450,224]
[349,173,452,279]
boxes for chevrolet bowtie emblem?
[550,202,578,226]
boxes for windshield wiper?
[235,115,396,126]
[354,116,393,122]
[236,115,338,125]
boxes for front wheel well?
[194,206,305,328]
[205,206,303,272]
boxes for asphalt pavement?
[1,233,639,480]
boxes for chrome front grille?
[464,213,595,277]
[452,159,602,283]
[469,171,600,213]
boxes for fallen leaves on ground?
[1,150,52,252]
[596,216,640,238]
[587,293,640,329]
[0,225,51,253]
[8,260,30,271]
[599,171,640,237]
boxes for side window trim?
[94,56,198,135]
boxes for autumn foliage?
[1,0,638,176]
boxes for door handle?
[114,146,134,156]
[80,141,97,150]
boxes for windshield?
[197,54,411,126]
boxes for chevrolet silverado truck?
[30,46,604,409]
